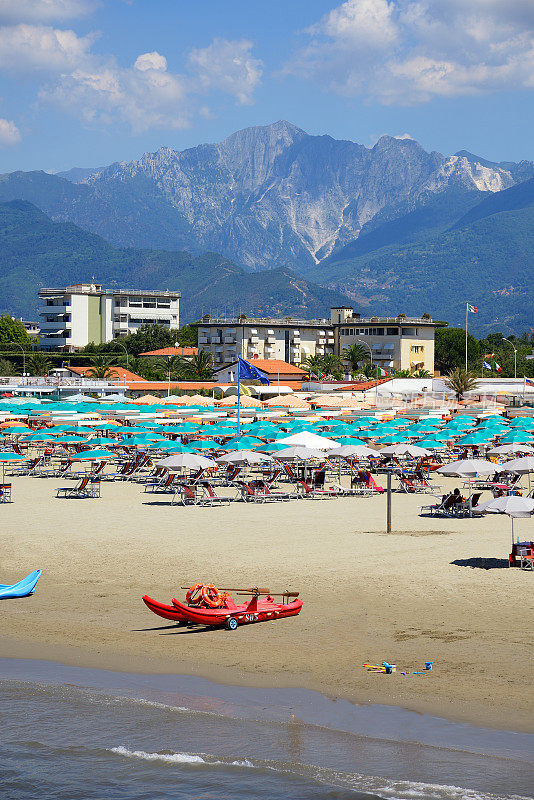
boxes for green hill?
[0,201,351,323]
[306,182,534,334]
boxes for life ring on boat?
[186,583,204,606]
[201,584,222,608]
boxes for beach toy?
[382,662,396,674]
[425,662,433,671]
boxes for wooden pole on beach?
[386,471,392,532]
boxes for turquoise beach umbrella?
[254,442,290,453]
[72,449,115,460]
[416,438,447,450]
[188,439,217,450]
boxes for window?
[387,327,398,336]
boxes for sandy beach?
[1,475,532,732]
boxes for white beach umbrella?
[379,444,431,458]
[217,450,273,465]
[326,444,380,458]
[488,444,534,456]
[157,453,217,470]
[436,459,496,477]
[275,431,340,449]
[275,446,325,460]
[500,457,534,474]
[475,495,534,545]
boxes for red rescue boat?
[143,584,302,630]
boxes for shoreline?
[1,636,532,734]
[1,476,533,736]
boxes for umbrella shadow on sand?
[451,557,509,570]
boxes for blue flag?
[238,356,270,384]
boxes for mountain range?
[0,200,350,323]
[1,121,533,333]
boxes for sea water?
[0,659,532,800]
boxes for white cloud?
[38,39,262,133]
[287,0,534,104]
[188,38,263,105]
[0,116,21,145]
[0,0,96,24]
[0,23,94,73]
[134,51,167,72]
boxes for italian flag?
[377,367,388,377]
[467,303,478,313]
[493,361,502,372]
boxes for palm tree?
[413,368,432,378]
[444,368,478,401]
[300,354,326,378]
[26,353,54,376]
[343,343,370,371]
[181,351,214,380]
[84,355,119,380]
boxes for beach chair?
[420,494,456,517]
[254,480,295,501]
[16,457,42,476]
[56,476,100,499]
[0,483,12,503]
[171,484,199,506]
[144,472,174,493]
[297,480,336,499]
[197,481,231,506]
[520,548,534,570]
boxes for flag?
[483,361,492,370]
[484,353,495,359]
[467,303,478,313]
[237,356,270,384]
[377,367,388,377]
[494,361,502,372]
[526,378,534,386]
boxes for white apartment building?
[197,316,335,368]
[197,308,436,374]
[39,283,180,351]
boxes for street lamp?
[9,341,26,382]
[502,337,517,379]
[113,340,129,366]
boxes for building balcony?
[38,305,69,317]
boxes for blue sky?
[1,0,533,172]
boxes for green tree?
[0,358,16,376]
[180,351,214,380]
[343,343,371,371]
[26,353,53,376]
[107,324,176,357]
[444,368,478,401]
[394,369,413,378]
[435,327,480,373]
[176,323,198,347]
[0,316,32,346]
[84,355,119,380]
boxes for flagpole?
[237,358,241,436]
[465,302,468,371]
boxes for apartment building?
[38,283,180,351]
[332,307,435,374]
[197,317,335,368]
[197,308,436,374]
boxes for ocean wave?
[108,747,533,800]
[109,746,253,769]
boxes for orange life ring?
[186,583,204,606]
[201,584,222,608]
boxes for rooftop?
[39,285,181,298]
[198,316,330,327]
[213,359,306,376]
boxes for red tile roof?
[68,365,147,382]
[139,346,199,357]
[332,379,392,391]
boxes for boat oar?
[181,586,271,595]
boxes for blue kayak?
[0,570,42,599]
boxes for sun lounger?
[56,477,101,499]
[197,481,231,506]
[171,484,198,506]
[297,480,336,499]
[420,493,457,517]
[0,483,12,503]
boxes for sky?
[1,0,533,173]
